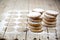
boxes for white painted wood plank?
[47,28,56,40]
[17,32,26,40]
[48,33,56,40]
[4,32,17,40]
[0,0,9,21]
[0,0,60,40]
[0,21,7,39]
[27,30,48,40]
[0,27,5,38]
[55,0,60,40]
[48,28,56,33]
[4,27,16,40]
[27,30,39,40]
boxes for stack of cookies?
[28,12,43,32]
[42,10,59,27]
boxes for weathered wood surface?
[0,0,60,40]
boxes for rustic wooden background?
[0,0,60,40]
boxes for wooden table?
[0,0,60,40]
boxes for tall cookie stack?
[42,10,59,27]
[28,12,43,32]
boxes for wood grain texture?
[0,0,60,40]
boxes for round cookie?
[5,22,16,26]
[32,8,44,14]
[28,12,41,19]
[43,19,56,25]
[29,26,42,30]
[28,18,42,22]
[18,23,26,27]
[30,28,43,33]
[44,13,56,19]
[42,22,56,27]
[46,10,59,17]
[31,17,42,20]
[28,21,41,27]
[8,15,18,18]
[6,27,15,32]
[17,28,28,32]
[43,15,56,22]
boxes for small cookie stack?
[42,10,59,27]
[28,12,43,32]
